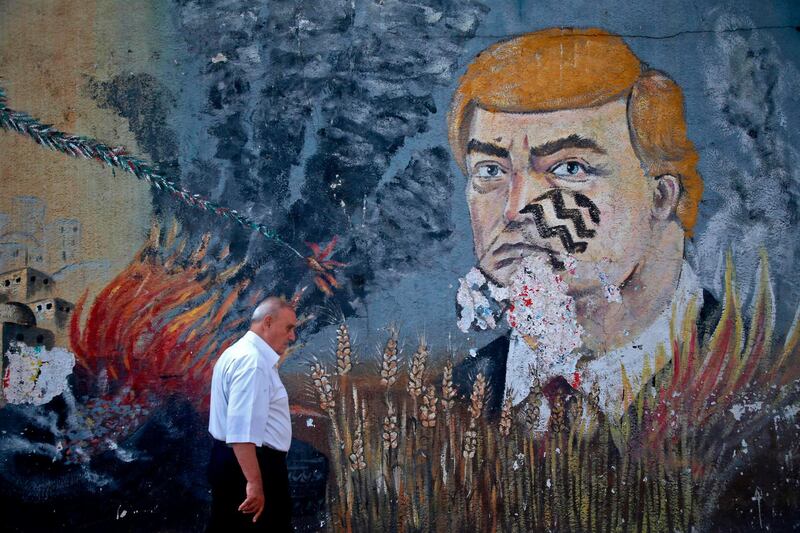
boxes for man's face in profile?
[465,99,671,294]
[264,307,298,355]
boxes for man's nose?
[504,170,546,222]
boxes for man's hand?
[238,480,265,523]
[231,442,265,523]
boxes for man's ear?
[652,174,681,221]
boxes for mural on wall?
[1,1,799,531]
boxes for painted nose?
[504,171,542,222]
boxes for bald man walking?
[207,297,298,532]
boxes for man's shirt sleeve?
[224,362,270,444]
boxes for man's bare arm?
[231,443,265,523]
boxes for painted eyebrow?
[467,139,510,159]
[529,134,607,158]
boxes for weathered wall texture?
[1,1,799,531]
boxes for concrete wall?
[1,1,798,531]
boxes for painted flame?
[69,223,254,408]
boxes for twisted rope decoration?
[0,85,303,259]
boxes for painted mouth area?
[491,242,565,271]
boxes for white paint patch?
[729,401,764,421]
[3,343,75,405]
[595,261,622,303]
[296,17,318,32]
[563,254,577,276]
[210,52,228,63]
[456,267,501,332]
[784,404,800,419]
[487,282,509,303]
[507,256,583,367]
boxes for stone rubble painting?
[1,1,799,531]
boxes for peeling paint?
[507,256,583,367]
[3,342,75,405]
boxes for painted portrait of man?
[450,28,720,422]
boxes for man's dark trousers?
[207,440,292,532]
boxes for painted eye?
[475,164,506,179]
[551,161,589,178]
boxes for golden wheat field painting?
[2,1,799,531]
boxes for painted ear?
[652,174,681,221]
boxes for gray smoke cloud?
[696,13,800,330]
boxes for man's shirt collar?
[243,330,280,368]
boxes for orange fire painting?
[69,224,252,410]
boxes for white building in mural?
[0,302,53,353]
[49,218,81,267]
[0,265,73,349]
[0,195,89,350]
[0,196,84,273]
[11,195,45,244]
[29,297,74,331]
[0,242,28,271]
[0,267,54,302]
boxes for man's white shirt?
[209,331,292,451]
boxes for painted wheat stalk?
[380,328,399,388]
[310,361,336,413]
[469,373,487,421]
[499,391,513,437]
[548,394,566,434]
[523,372,542,430]
[419,386,438,428]
[349,417,367,471]
[462,427,478,459]
[382,401,399,450]
[463,373,486,461]
[309,360,341,443]
[407,338,428,398]
[335,323,352,376]
[441,359,456,412]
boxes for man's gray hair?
[251,296,293,323]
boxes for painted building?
[29,297,74,330]
[0,242,27,272]
[0,267,53,302]
[11,196,44,243]
[49,218,80,266]
[0,302,53,352]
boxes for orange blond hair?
[448,28,703,235]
